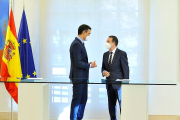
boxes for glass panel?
[0,77,176,85]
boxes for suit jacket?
[101,48,129,89]
[69,37,90,81]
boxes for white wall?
[149,0,180,115]
[0,0,39,112]
[0,84,11,112]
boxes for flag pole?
[23,0,25,10]
[11,96,13,120]
[10,1,14,120]
[10,0,12,7]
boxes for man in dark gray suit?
[101,35,129,120]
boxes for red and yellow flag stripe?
[1,9,22,104]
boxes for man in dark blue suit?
[101,36,129,120]
[69,24,97,120]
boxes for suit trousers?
[70,83,88,120]
[107,84,122,120]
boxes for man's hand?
[103,71,110,77]
[90,61,97,68]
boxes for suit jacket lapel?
[104,51,109,70]
[111,49,120,68]
[76,38,87,54]
[75,38,88,60]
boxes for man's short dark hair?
[109,35,118,46]
[78,24,91,35]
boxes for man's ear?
[82,31,86,35]
[112,42,115,46]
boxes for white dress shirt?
[108,47,117,64]
[103,47,117,76]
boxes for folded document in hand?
[116,79,131,81]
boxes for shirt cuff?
[102,70,105,77]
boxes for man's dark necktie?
[108,52,113,70]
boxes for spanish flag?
[1,9,22,104]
